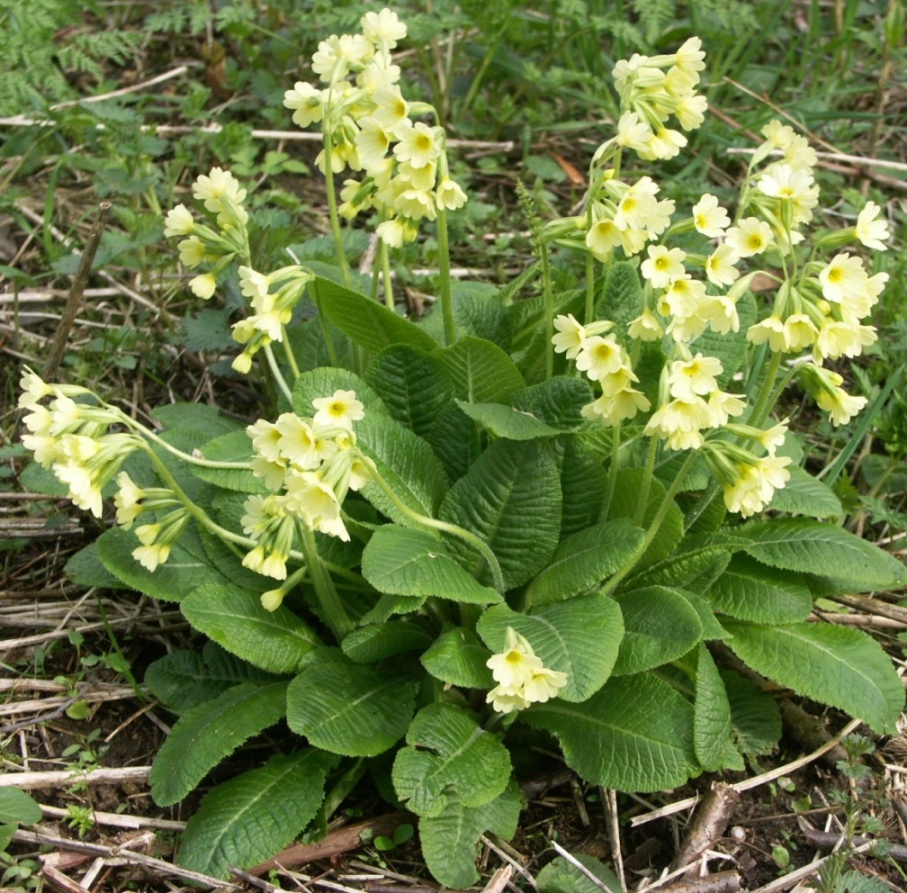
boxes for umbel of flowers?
[546,36,890,519]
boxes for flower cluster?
[486,628,568,714]
[163,167,251,300]
[241,390,370,581]
[553,314,650,426]
[282,8,466,248]
[230,265,314,374]
[18,369,143,520]
[612,37,707,161]
[112,472,188,571]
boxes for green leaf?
[767,466,843,518]
[594,261,643,337]
[512,376,594,429]
[181,584,319,674]
[694,645,735,772]
[362,525,502,604]
[556,437,609,537]
[612,586,703,676]
[0,788,42,826]
[359,413,449,523]
[526,672,699,791]
[724,621,905,734]
[392,704,511,817]
[286,650,415,756]
[65,541,123,589]
[537,854,623,893]
[151,403,245,450]
[721,668,782,757]
[705,555,813,624]
[177,750,334,879]
[291,365,386,418]
[190,431,263,493]
[440,439,561,590]
[525,519,645,607]
[477,593,623,702]
[419,781,523,889]
[456,400,566,439]
[364,345,454,438]
[628,537,733,593]
[433,336,525,402]
[314,276,438,353]
[96,525,232,603]
[420,628,494,688]
[609,469,684,571]
[150,681,289,806]
[425,402,482,482]
[341,621,434,664]
[144,643,277,715]
[738,519,906,591]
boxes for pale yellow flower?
[854,201,889,251]
[692,194,731,238]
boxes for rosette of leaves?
[61,266,906,888]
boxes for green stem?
[585,251,596,324]
[297,523,353,641]
[381,238,395,311]
[322,128,352,290]
[749,348,783,428]
[540,237,554,379]
[436,206,456,346]
[263,343,293,404]
[281,329,301,381]
[633,436,659,526]
[602,420,621,520]
[601,451,698,596]
[127,423,248,469]
[367,462,505,593]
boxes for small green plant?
[16,9,905,888]
[0,789,43,893]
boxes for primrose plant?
[19,10,905,888]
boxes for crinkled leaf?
[724,621,905,734]
[511,376,593,429]
[737,519,906,591]
[477,593,623,702]
[286,650,415,756]
[420,628,494,688]
[341,621,434,664]
[767,465,842,518]
[526,673,699,791]
[359,413,449,523]
[694,644,735,772]
[612,586,703,676]
[150,681,289,806]
[96,525,231,604]
[181,584,318,674]
[362,525,502,604]
[314,276,438,353]
[144,643,278,715]
[555,436,609,537]
[425,402,481,482]
[705,555,813,624]
[392,703,511,817]
[594,261,643,337]
[65,541,122,589]
[455,400,566,439]
[177,750,334,878]
[609,469,683,572]
[721,668,782,757]
[525,519,645,607]
[419,781,523,889]
[364,345,453,438]
[433,336,525,402]
[440,439,561,590]
[537,854,623,893]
